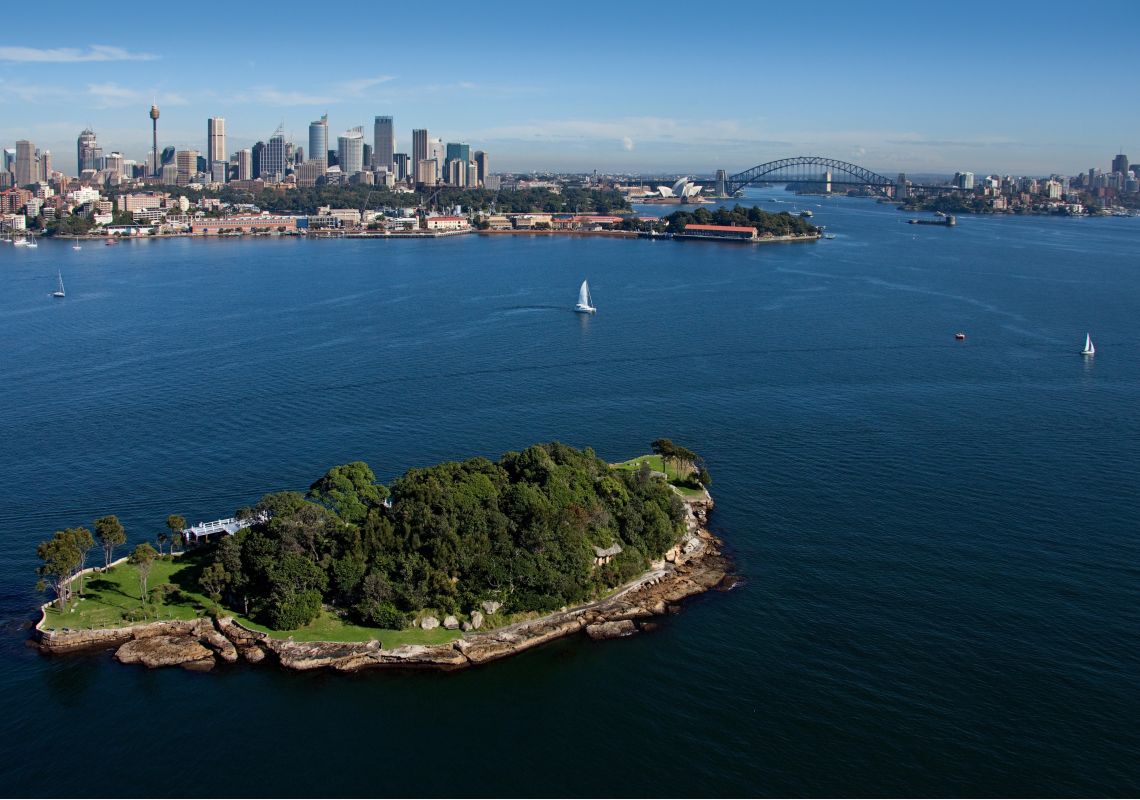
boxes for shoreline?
[35,492,733,672]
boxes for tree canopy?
[207,442,689,630]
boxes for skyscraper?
[337,127,365,176]
[40,150,52,180]
[237,149,252,181]
[207,117,226,168]
[175,150,198,184]
[77,128,101,174]
[393,153,409,182]
[474,151,489,187]
[1112,153,1129,175]
[373,116,395,172]
[308,115,328,169]
[15,140,36,186]
[263,127,286,181]
[412,129,428,174]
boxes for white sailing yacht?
[52,271,65,298]
[574,279,596,314]
[1081,333,1095,356]
[25,233,38,248]
[73,237,82,251]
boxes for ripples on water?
[0,194,1137,796]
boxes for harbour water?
[1,191,1138,796]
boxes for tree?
[70,527,95,595]
[199,562,228,606]
[156,532,169,556]
[166,514,186,552]
[94,515,126,569]
[307,461,386,525]
[129,543,158,602]
[36,529,88,612]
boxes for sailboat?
[25,233,38,248]
[52,271,66,298]
[574,280,596,314]
[72,237,82,251]
[1081,333,1095,356]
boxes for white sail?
[574,279,596,314]
[1082,333,1094,355]
[53,271,65,298]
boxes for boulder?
[481,601,502,615]
[469,611,484,630]
[461,621,472,632]
[115,635,215,669]
[443,615,460,630]
[420,616,439,631]
[202,631,239,663]
[240,644,267,664]
[585,620,637,640]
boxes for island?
[34,441,732,671]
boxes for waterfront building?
[14,140,37,186]
[207,117,226,169]
[77,128,101,174]
[309,115,329,169]
[373,116,394,172]
[337,127,365,176]
[424,215,469,231]
[412,128,428,171]
[675,223,758,242]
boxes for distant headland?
[34,441,733,671]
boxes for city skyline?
[0,0,1137,176]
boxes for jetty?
[183,512,266,543]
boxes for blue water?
[2,192,1138,796]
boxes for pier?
[183,512,266,543]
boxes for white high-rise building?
[237,149,252,180]
[372,116,394,172]
[207,117,226,169]
[337,127,365,176]
[308,115,329,169]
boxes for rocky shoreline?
[36,494,732,672]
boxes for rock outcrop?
[586,620,637,640]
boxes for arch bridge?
[725,156,898,196]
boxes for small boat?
[52,271,65,298]
[1081,333,1095,356]
[24,235,38,248]
[12,237,29,247]
[72,237,82,251]
[955,332,966,340]
[799,209,813,217]
[105,238,116,246]
[574,279,596,314]
[824,234,836,240]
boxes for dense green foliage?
[207,443,687,630]
[664,205,818,236]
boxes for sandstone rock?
[420,616,439,630]
[481,601,501,615]
[115,635,215,669]
[240,645,267,664]
[443,615,459,630]
[202,631,239,663]
[585,620,637,640]
[461,621,472,632]
[470,611,484,630]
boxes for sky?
[1,0,1136,178]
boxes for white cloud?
[0,45,157,63]
[235,75,396,107]
[622,136,634,151]
[86,83,187,109]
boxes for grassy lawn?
[41,555,210,631]
[611,454,707,498]
[41,548,464,647]
[234,610,463,647]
